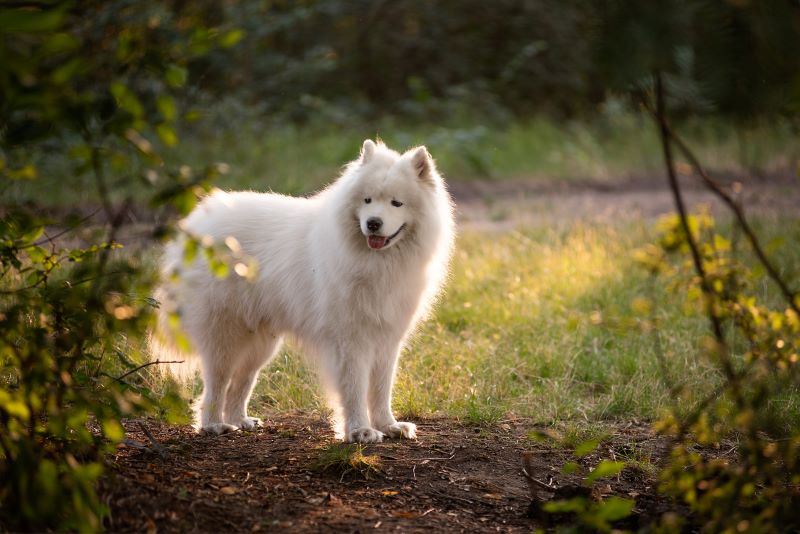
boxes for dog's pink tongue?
[368,235,387,249]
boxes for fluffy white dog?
[155,140,454,443]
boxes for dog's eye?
[364,198,372,204]
[391,200,403,207]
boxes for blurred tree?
[179,0,800,121]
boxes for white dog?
[155,140,454,443]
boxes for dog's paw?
[347,427,385,444]
[384,421,417,440]
[234,417,261,431]
[201,423,238,435]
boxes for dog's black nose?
[366,217,382,232]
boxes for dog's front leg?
[328,351,385,443]
[368,345,416,440]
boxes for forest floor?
[103,414,682,533]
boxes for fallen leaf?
[220,486,237,495]
[392,511,417,519]
[381,490,399,496]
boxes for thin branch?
[115,359,185,382]
[640,85,799,316]
[90,144,114,223]
[666,127,799,316]
[653,73,743,434]
[25,208,103,249]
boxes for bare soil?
[102,414,678,533]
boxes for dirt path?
[103,414,674,533]
[450,170,800,230]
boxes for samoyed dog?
[155,140,454,443]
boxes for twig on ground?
[137,421,167,458]
[122,438,150,450]
[418,452,456,461]
[521,467,557,491]
[427,483,478,505]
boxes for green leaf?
[157,95,177,121]
[586,460,625,484]
[165,64,187,88]
[219,29,245,48]
[102,420,125,443]
[0,8,64,33]
[173,189,198,215]
[210,258,229,278]
[41,32,79,54]
[26,245,47,264]
[0,390,30,419]
[19,225,44,245]
[575,439,599,457]
[51,57,85,85]
[110,81,144,118]
[561,461,580,475]
[542,497,587,514]
[156,123,178,146]
[7,165,37,180]
[595,496,635,522]
[183,238,198,263]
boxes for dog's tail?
[148,286,200,383]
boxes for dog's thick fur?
[155,140,454,443]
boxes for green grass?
[6,109,798,208]
[171,112,800,192]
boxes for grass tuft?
[310,444,383,480]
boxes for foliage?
[526,439,634,533]
[0,1,233,530]
[179,0,800,121]
[641,212,800,532]
[595,0,800,118]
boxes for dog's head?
[352,139,438,251]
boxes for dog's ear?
[361,139,376,164]
[410,146,435,185]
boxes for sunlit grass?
[392,224,710,424]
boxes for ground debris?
[101,414,674,532]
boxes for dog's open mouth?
[367,224,406,250]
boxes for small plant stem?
[653,73,743,433]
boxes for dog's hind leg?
[224,327,282,430]
[195,316,250,435]
[197,351,237,435]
